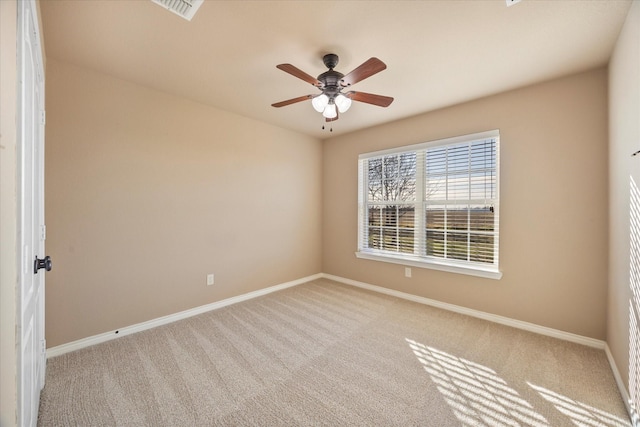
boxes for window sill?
[355,251,503,280]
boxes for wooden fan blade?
[271,95,313,108]
[325,110,339,122]
[276,64,321,87]
[340,58,387,87]
[348,91,394,107]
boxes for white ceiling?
[40,0,632,140]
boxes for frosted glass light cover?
[322,103,337,118]
[335,94,352,113]
[312,94,329,112]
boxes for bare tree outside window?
[367,153,416,252]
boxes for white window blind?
[357,130,501,279]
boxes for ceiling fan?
[271,53,394,123]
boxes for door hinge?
[40,110,46,125]
[40,224,46,241]
[41,339,46,357]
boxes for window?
[357,130,501,279]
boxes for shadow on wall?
[630,175,640,425]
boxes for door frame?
[16,0,47,425]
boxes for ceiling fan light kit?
[272,53,393,126]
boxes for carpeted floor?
[38,279,630,426]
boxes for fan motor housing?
[318,70,344,95]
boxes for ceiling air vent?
[151,0,204,21]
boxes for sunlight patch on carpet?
[528,383,629,427]
[406,338,550,427]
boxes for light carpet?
[38,279,630,426]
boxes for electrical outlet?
[405,267,412,278]
[207,274,214,286]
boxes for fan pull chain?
[321,118,333,132]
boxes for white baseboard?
[321,273,605,349]
[46,273,323,358]
[48,271,633,423]
[605,344,637,426]
[49,271,607,358]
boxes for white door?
[18,0,48,426]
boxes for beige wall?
[323,68,609,340]
[0,1,18,424]
[608,0,640,399]
[45,59,322,347]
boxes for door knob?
[34,255,52,274]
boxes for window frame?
[356,130,502,280]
